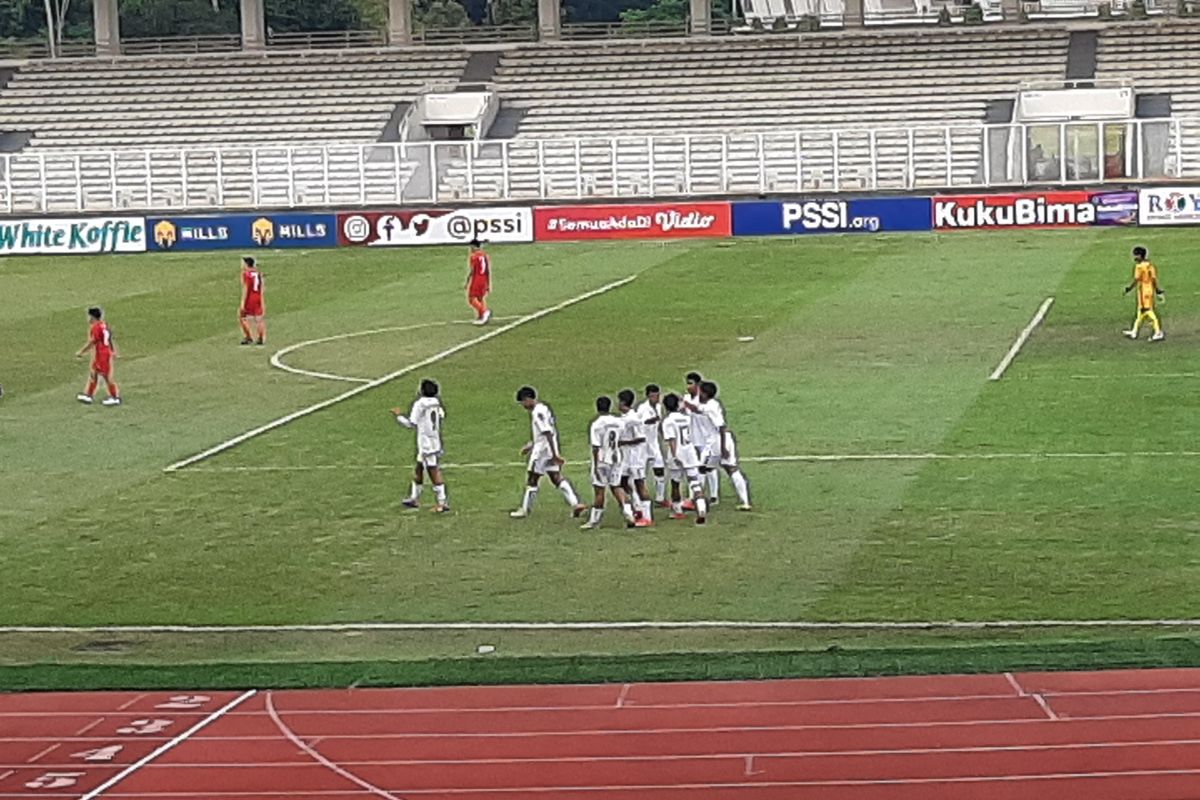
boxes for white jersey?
[408,396,445,455]
[589,415,622,466]
[661,410,699,469]
[692,397,722,450]
[529,401,560,459]
[636,399,663,455]
[620,408,647,463]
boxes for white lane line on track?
[989,296,1053,381]
[78,690,256,800]
[14,737,1200,770]
[269,317,523,384]
[1033,694,1060,721]
[116,694,148,712]
[265,691,403,800]
[164,277,637,472]
[1004,672,1026,697]
[24,744,59,764]
[73,719,105,736]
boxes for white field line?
[265,691,403,800]
[270,317,522,384]
[6,618,1200,635]
[989,296,1054,381]
[171,449,1200,474]
[1032,693,1060,721]
[14,738,1200,771]
[1004,672,1026,697]
[78,690,256,800]
[18,768,1200,796]
[164,277,636,472]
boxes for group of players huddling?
[390,373,753,528]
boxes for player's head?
[470,239,482,250]
[685,372,702,396]
[645,383,661,402]
[516,385,537,409]
[700,381,718,402]
[595,395,612,414]
[87,306,103,321]
[242,256,255,269]
[1132,246,1147,262]
[419,378,439,398]
[663,393,681,413]
[617,389,636,411]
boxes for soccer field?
[2,229,1198,679]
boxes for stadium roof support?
[241,0,266,50]
[389,0,413,44]
[538,0,561,39]
[691,0,711,33]
[92,0,120,57]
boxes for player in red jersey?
[239,256,266,346]
[466,239,492,325]
[75,306,121,406]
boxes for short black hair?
[470,239,482,248]
[420,378,439,398]
[663,393,681,412]
[596,395,612,413]
[617,389,636,408]
[1133,246,1148,258]
[87,306,103,320]
[645,383,660,395]
[516,385,537,402]
[685,372,702,385]
[700,380,718,399]
[242,256,256,267]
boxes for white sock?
[707,471,719,500]
[522,486,538,512]
[671,501,683,514]
[730,470,750,505]
[689,479,704,499]
[559,479,579,507]
[589,507,603,525]
[639,500,652,520]
[621,502,635,522]
[654,476,666,502]
[696,497,708,518]
[433,483,447,505]
[409,481,424,501]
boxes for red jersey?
[243,268,264,300]
[90,321,114,355]
[469,251,490,288]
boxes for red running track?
[5,669,1200,799]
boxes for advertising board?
[1138,187,1200,226]
[337,208,533,246]
[0,217,145,255]
[146,213,337,251]
[933,191,1136,230]
[533,203,731,241]
[732,198,932,236]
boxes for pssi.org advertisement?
[732,198,932,236]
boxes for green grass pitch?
[2,229,1199,675]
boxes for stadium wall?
[3,187,1199,256]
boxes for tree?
[414,0,470,27]
[265,0,364,31]
[487,0,536,25]
[118,0,238,37]
[41,0,71,56]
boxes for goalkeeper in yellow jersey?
[1124,246,1165,342]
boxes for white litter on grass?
[476,644,496,655]
[737,336,756,342]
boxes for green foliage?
[488,0,537,25]
[963,2,984,23]
[0,0,41,40]
[415,0,471,27]
[351,0,389,28]
[619,0,686,23]
[118,0,238,37]
[265,0,364,31]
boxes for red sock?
[85,379,97,396]
[108,382,119,399]
[468,298,484,319]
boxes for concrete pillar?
[388,0,413,45]
[93,0,121,57]
[842,0,864,27]
[241,0,267,50]
[538,0,561,40]
[690,0,712,34]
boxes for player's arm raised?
[391,407,415,428]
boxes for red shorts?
[92,352,112,377]
[241,297,264,317]
[468,282,489,301]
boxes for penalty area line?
[989,297,1054,381]
[164,277,637,473]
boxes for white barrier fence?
[0,118,1187,215]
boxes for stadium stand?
[439,28,1070,198]
[1095,22,1200,176]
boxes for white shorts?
[622,463,646,481]
[700,433,739,469]
[647,441,665,470]
[670,464,701,485]
[528,451,561,475]
[417,449,442,468]
[591,463,621,488]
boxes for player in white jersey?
[392,378,449,513]
[660,393,707,525]
[637,384,668,506]
[697,380,751,510]
[681,371,717,505]
[617,389,653,527]
[511,385,587,519]
[581,396,635,530]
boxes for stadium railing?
[0,118,1186,215]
